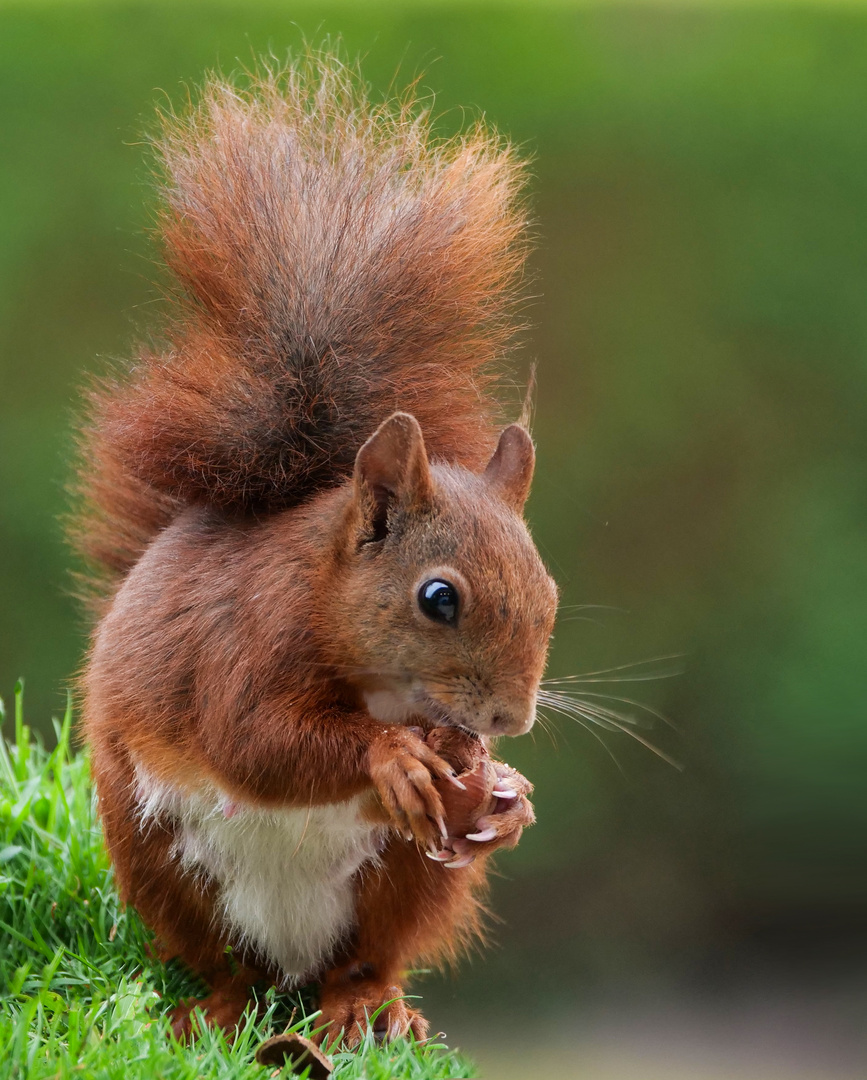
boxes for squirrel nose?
[489,704,535,737]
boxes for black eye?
[418,579,459,624]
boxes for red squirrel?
[69,53,558,1046]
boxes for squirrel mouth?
[363,684,481,738]
[417,695,480,740]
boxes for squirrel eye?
[418,579,459,624]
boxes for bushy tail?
[70,51,530,606]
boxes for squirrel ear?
[354,413,433,539]
[484,424,535,513]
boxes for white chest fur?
[134,766,386,984]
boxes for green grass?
[0,685,475,1080]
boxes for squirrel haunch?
[73,51,557,1049]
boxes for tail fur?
[70,51,530,605]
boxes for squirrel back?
[71,53,530,605]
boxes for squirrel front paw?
[429,761,535,868]
[367,730,463,846]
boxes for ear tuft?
[354,413,432,540]
[483,424,535,513]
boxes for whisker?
[537,691,624,731]
[543,653,686,682]
[556,603,628,626]
[533,710,559,749]
[535,686,652,730]
[557,604,628,614]
[568,697,651,734]
[537,693,682,771]
[540,689,678,732]
[579,707,682,771]
[542,691,643,734]
[537,690,648,728]
[543,673,683,686]
[537,701,626,775]
[591,715,682,770]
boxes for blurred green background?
[1,3,865,1077]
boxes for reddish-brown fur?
[70,55,529,614]
[71,52,557,1046]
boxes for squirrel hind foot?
[317,982,429,1049]
[168,979,257,1043]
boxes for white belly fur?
[133,765,386,984]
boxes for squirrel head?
[325,413,558,738]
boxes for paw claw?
[425,848,453,862]
[465,827,497,842]
[444,853,476,869]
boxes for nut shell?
[424,726,486,773]
[255,1032,333,1077]
[426,727,497,838]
